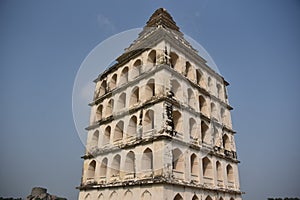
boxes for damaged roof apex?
[145,8,180,32]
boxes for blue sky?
[0,1,299,200]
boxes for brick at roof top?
[145,8,180,32]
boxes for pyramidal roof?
[145,8,180,32]
[117,8,196,61]
[101,8,202,80]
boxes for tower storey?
[78,8,242,200]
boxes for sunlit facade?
[78,8,242,200]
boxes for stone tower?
[78,8,242,200]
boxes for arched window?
[111,155,121,177]
[106,99,114,117]
[170,52,179,69]
[144,79,155,100]
[196,69,205,88]
[227,164,234,185]
[119,67,129,85]
[186,62,195,81]
[141,190,152,200]
[98,193,104,200]
[201,121,209,144]
[190,153,199,177]
[216,161,223,184]
[127,116,137,138]
[132,59,142,78]
[207,77,212,91]
[99,80,107,96]
[84,193,90,200]
[172,148,184,172]
[188,89,196,109]
[229,198,235,200]
[86,160,96,181]
[217,83,222,99]
[113,121,124,142]
[100,158,108,178]
[96,104,103,121]
[210,102,216,119]
[192,195,199,200]
[222,134,231,150]
[171,79,182,100]
[199,95,207,115]
[117,93,126,110]
[144,110,154,132]
[129,87,139,106]
[103,126,111,145]
[173,193,183,200]
[142,148,153,171]
[124,190,133,200]
[173,110,182,134]
[110,74,117,90]
[205,196,213,200]
[109,191,118,200]
[202,157,213,179]
[125,151,135,176]
[148,50,156,66]
[189,118,197,139]
[90,130,99,148]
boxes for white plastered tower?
[78,8,242,200]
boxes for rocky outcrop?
[26,187,66,200]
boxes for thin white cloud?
[97,14,117,33]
